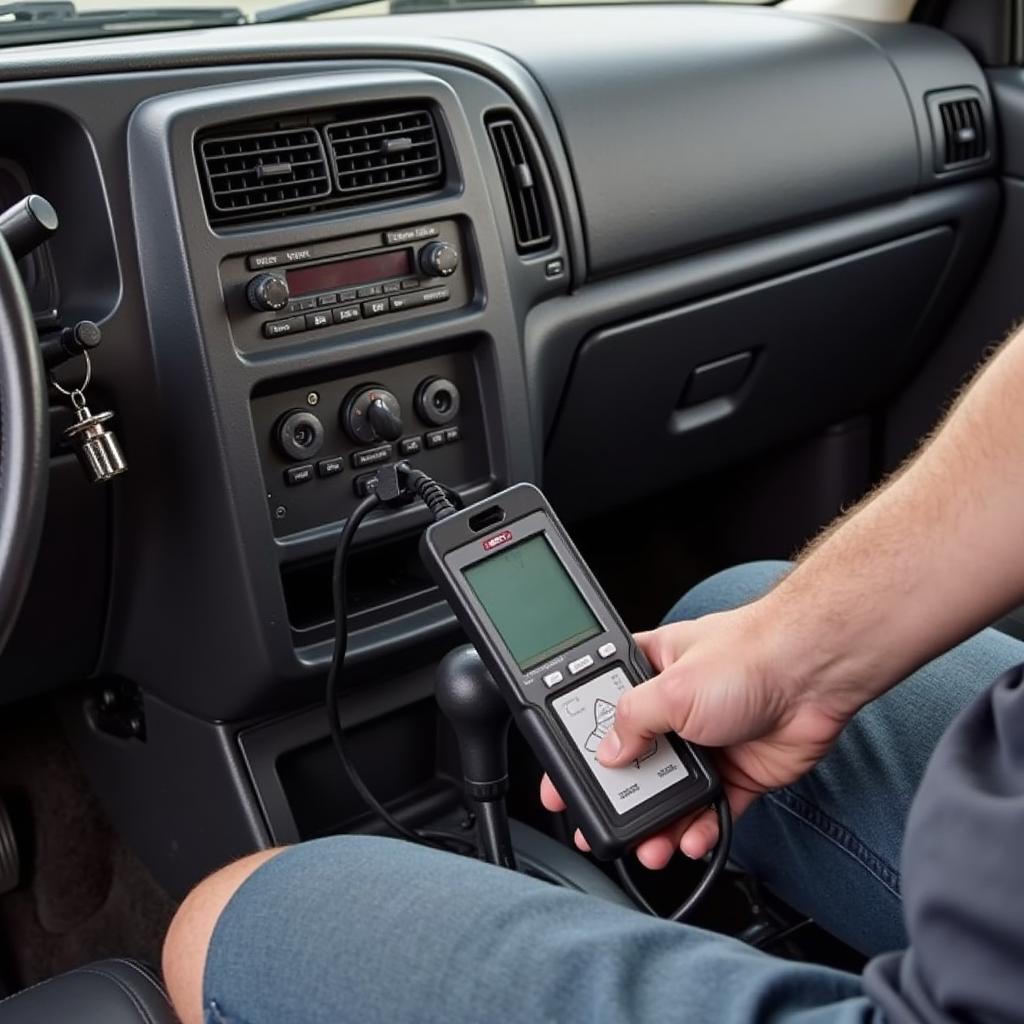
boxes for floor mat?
[0,698,177,988]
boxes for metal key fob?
[65,388,127,483]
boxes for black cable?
[396,463,458,520]
[325,491,447,849]
[613,797,733,922]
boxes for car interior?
[1,0,1024,1018]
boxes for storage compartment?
[277,699,449,839]
[239,661,467,845]
[544,229,954,519]
[282,532,439,646]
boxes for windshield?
[0,0,777,48]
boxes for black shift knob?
[435,645,511,793]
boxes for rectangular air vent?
[928,90,989,173]
[199,127,332,220]
[486,115,553,253]
[325,109,443,201]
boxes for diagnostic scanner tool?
[421,483,720,860]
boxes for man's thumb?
[596,674,689,767]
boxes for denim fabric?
[204,835,873,1024]
[203,561,1024,1023]
[666,561,1024,956]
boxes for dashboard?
[0,6,999,725]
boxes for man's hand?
[540,600,856,869]
[545,327,1024,870]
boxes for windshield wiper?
[0,0,245,43]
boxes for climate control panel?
[252,352,487,537]
[222,219,473,352]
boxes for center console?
[120,65,567,722]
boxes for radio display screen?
[286,249,414,296]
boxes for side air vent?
[486,115,552,253]
[325,109,443,201]
[198,127,331,220]
[928,90,989,173]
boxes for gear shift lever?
[435,645,517,870]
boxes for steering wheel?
[0,231,48,655]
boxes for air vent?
[929,90,989,173]
[486,115,552,253]
[198,127,331,220]
[325,109,443,201]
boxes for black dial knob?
[419,242,459,278]
[247,273,289,312]
[342,385,403,445]
[367,397,403,442]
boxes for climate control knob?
[418,242,459,279]
[342,385,403,445]
[247,273,290,312]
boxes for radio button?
[384,225,438,245]
[284,464,314,486]
[399,436,422,456]
[420,287,451,305]
[316,456,345,478]
[287,297,317,313]
[389,293,423,312]
[248,251,282,270]
[383,280,402,295]
[317,293,338,307]
[362,298,389,318]
[333,305,361,325]
[305,311,331,330]
[543,671,564,688]
[353,472,381,497]
[248,246,320,271]
[357,284,383,299]
[568,655,594,676]
[401,278,421,290]
[425,430,446,449]
[351,445,392,468]
[282,246,316,264]
[263,316,304,339]
[337,288,357,303]
[443,426,461,444]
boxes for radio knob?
[367,397,403,443]
[247,273,290,312]
[343,385,403,445]
[419,242,459,278]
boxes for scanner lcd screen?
[464,535,601,670]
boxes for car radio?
[222,218,472,352]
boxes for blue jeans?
[204,562,1024,1024]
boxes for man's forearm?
[760,325,1024,710]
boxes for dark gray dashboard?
[0,5,1000,725]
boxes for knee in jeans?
[163,848,286,1024]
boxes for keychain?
[50,350,127,484]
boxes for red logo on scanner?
[482,530,513,551]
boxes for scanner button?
[568,655,594,675]
[543,671,563,688]
[598,642,617,659]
